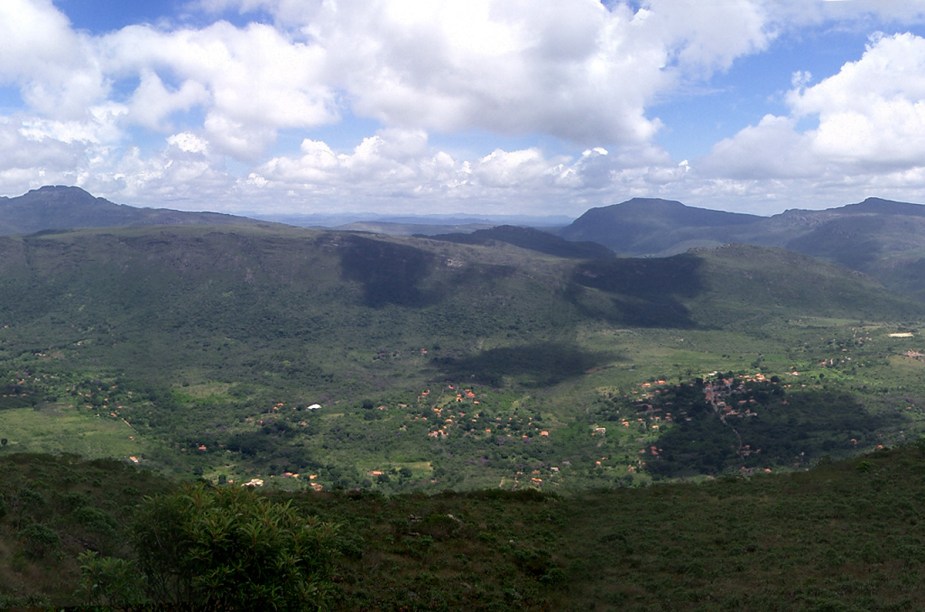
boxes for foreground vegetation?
[1,445,924,609]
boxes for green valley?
[0,224,923,493]
[3,192,925,607]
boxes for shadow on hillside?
[567,254,705,328]
[649,389,902,479]
[339,235,437,307]
[433,342,619,387]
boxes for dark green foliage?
[5,216,925,608]
[599,375,904,479]
[0,453,170,606]
[574,254,704,299]
[0,224,923,495]
[3,447,925,608]
[77,551,145,608]
[132,483,338,609]
[19,523,60,559]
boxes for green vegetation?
[132,484,338,609]
[3,221,925,607]
[1,446,925,608]
[0,226,923,492]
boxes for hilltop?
[429,224,613,259]
[559,197,762,256]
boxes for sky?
[4,1,925,218]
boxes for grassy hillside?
[0,225,923,492]
[3,444,925,608]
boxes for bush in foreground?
[124,484,338,609]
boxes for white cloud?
[6,1,925,216]
[701,115,819,179]
[100,21,337,157]
[791,33,925,164]
[257,128,455,193]
[0,118,82,171]
[0,0,791,211]
[0,0,107,119]
[473,149,550,188]
[167,132,209,154]
[269,0,778,145]
[127,71,210,130]
[703,32,925,183]
[640,0,773,73]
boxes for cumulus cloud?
[0,118,85,191]
[790,33,925,165]
[700,115,819,179]
[192,0,783,146]
[127,71,210,130]
[100,20,337,157]
[703,32,925,184]
[7,0,925,215]
[0,0,107,118]
[0,0,787,212]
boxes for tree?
[77,551,145,608]
[132,483,338,609]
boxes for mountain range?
[8,185,925,301]
[558,196,925,299]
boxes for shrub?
[19,523,60,559]
[77,551,145,607]
[132,483,339,609]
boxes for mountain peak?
[617,197,686,207]
[0,185,263,236]
[839,196,925,217]
[19,185,106,206]
[559,196,762,255]
[28,185,93,196]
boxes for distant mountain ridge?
[0,186,267,235]
[9,186,925,300]
[558,198,763,256]
[428,225,613,259]
[557,195,925,300]
[838,196,925,216]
